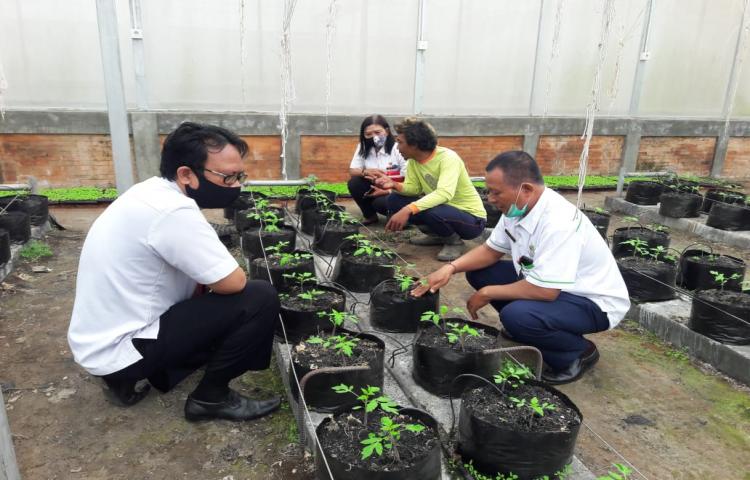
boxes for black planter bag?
[315,407,442,480]
[658,192,702,218]
[290,330,385,412]
[223,191,262,220]
[611,227,670,258]
[234,206,285,232]
[582,209,610,239]
[625,181,663,205]
[457,380,582,480]
[278,285,346,343]
[412,321,504,397]
[370,278,440,333]
[241,225,296,260]
[248,249,315,292]
[334,253,395,293]
[295,188,337,213]
[313,220,360,256]
[0,195,49,226]
[701,189,746,214]
[689,290,750,345]
[483,201,501,229]
[299,204,346,236]
[676,248,709,288]
[617,257,677,302]
[706,202,750,231]
[681,253,745,292]
[0,212,31,244]
[0,229,10,265]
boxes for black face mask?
[185,171,241,209]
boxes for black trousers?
[347,175,389,218]
[103,280,279,394]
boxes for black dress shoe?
[184,389,281,422]
[541,341,600,385]
[101,378,151,407]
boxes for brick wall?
[536,136,624,176]
[439,136,524,176]
[723,137,750,179]
[637,137,715,176]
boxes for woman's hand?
[363,168,386,180]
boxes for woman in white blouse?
[347,114,406,225]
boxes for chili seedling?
[709,270,741,291]
[493,359,534,392]
[360,415,425,462]
[445,321,480,351]
[420,304,463,333]
[331,384,398,425]
[596,463,632,480]
[316,308,358,336]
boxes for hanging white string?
[543,0,565,117]
[576,0,615,211]
[0,53,8,120]
[239,0,247,105]
[606,4,649,114]
[721,0,750,150]
[324,0,338,131]
[279,0,299,180]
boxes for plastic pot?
[582,209,610,239]
[689,290,750,345]
[611,226,670,258]
[706,202,750,231]
[278,285,346,343]
[241,225,296,260]
[701,189,746,214]
[290,330,385,412]
[313,220,360,256]
[370,278,440,333]
[617,257,677,302]
[0,229,10,265]
[248,249,315,292]
[0,195,49,226]
[334,253,395,293]
[457,379,582,480]
[625,181,663,205]
[234,206,285,233]
[658,192,702,218]
[680,253,745,292]
[315,407,442,480]
[483,201,501,229]
[412,321,504,397]
[0,212,31,244]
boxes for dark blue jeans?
[347,176,389,218]
[465,261,610,371]
[386,193,486,239]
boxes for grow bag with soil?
[701,189,746,214]
[483,201,501,229]
[234,206,285,232]
[278,285,346,343]
[706,202,750,231]
[458,379,582,480]
[241,225,296,260]
[680,253,745,292]
[334,252,396,293]
[248,249,315,292]
[658,192,702,218]
[223,191,264,221]
[315,407,441,480]
[0,195,49,226]
[290,330,385,412]
[0,212,31,244]
[0,229,10,265]
[300,204,346,236]
[617,256,677,302]
[625,181,663,205]
[412,320,503,397]
[370,278,440,333]
[582,209,610,239]
[295,188,337,213]
[689,290,750,345]
[611,226,670,258]
[313,220,360,256]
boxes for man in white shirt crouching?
[412,151,630,385]
[68,122,280,421]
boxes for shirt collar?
[515,186,548,234]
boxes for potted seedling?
[334,234,396,293]
[476,187,501,229]
[295,182,337,213]
[223,190,265,221]
[456,361,582,480]
[688,271,750,345]
[624,180,663,205]
[412,305,506,397]
[581,206,611,239]
[313,208,361,255]
[248,241,315,292]
[701,188,746,214]
[597,464,633,480]
[0,198,32,244]
[0,194,49,226]
[277,272,346,343]
[611,217,670,259]
[314,384,441,479]
[241,210,297,260]
[370,265,440,333]
[616,241,678,302]
[234,198,285,232]
[679,247,745,291]
[658,187,702,218]
[706,197,750,231]
[289,309,386,412]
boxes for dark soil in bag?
[689,290,750,345]
[234,206,285,232]
[313,220,360,256]
[611,226,670,258]
[0,212,31,244]
[0,229,10,265]
[582,209,610,239]
[278,285,346,343]
[290,330,384,412]
[412,320,502,397]
[625,181,663,205]
[370,278,439,333]
[701,189,746,214]
[681,253,745,291]
[458,380,582,480]
[658,192,702,218]
[315,408,441,480]
[706,202,750,231]
[334,252,395,293]
[248,249,315,292]
[0,195,49,226]
[241,225,296,260]
[617,257,677,302]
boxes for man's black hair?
[358,114,396,158]
[394,117,438,151]
[160,122,248,180]
[485,151,544,186]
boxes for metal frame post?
[413,0,427,114]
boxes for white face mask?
[373,135,386,148]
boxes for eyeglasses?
[202,168,247,185]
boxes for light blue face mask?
[506,186,528,218]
